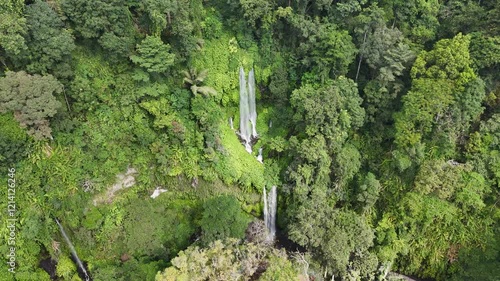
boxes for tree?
[290,76,364,151]
[309,22,357,79]
[0,71,62,139]
[130,36,175,74]
[61,0,135,58]
[191,94,223,150]
[333,143,362,191]
[138,0,203,58]
[0,0,23,15]
[0,11,27,62]
[62,0,129,39]
[0,0,26,70]
[356,172,382,213]
[199,195,249,245]
[436,77,487,151]
[394,78,454,164]
[268,65,290,105]
[468,33,500,70]
[364,27,414,82]
[319,210,375,279]
[286,135,332,202]
[286,72,375,279]
[22,1,75,79]
[142,0,178,36]
[379,0,441,44]
[98,31,136,60]
[411,33,475,88]
[438,0,497,37]
[239,0,277,28]
[288,76,364,195]
[357,23,414,124]
[286,14,357,79]
[288,195,376,279]
[124,200,169,258]
[414,160,487,208]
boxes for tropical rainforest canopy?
[0,0,499,280]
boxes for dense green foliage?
[1,0,499,280]
[199,194,249,245]
[156,239,299,281]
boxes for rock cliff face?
[93,167,137,205]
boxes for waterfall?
[229,117,234,130]
[248,69,257,138]
[257,147,263,163]
[151,187,167,199]
[239,68,251,147]
[263,186,277,241]
[55,219,90,281]
[238,67,257,153]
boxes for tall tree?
[130,36,175,74]
[62,0,135,58]
[23,0,75,78]
[139,0,203,58]
[287,76,365,203]
[290,76,365,151]
[142,0,178,36]
[286,14,357,80]
[411,33,475,87]
[0,71,62,139]
[358,23,414,124]
[288,190,377,279]
[239,0,277,28]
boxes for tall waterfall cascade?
[238,67,258,153]
[263,186,277,241]
[55,218,90,281]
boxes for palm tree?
[182,68,217,97]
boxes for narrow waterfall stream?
[263,186,277,241]
[55,218,90,281]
